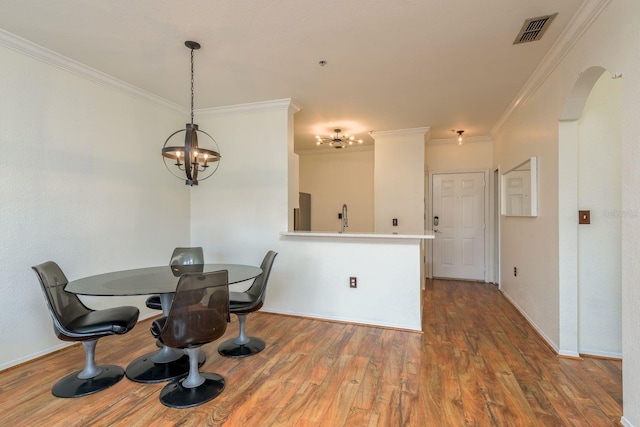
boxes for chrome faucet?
[340,203,348,233]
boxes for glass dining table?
[65,263,262,383]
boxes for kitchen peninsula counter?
[280,231,435,239]
[272,230,434,332]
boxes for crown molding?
[427,135,492,145]
[197,98,301,118]
[489,0,612,138]
[0,28,303,118]
[0,28,185,114]
[370,127,430,138]
[295,144,374,156]
[289,99,303,114]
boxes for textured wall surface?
[0,43,189,369]
[493,1,640,423]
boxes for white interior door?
[432,172,485,280]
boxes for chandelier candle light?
[316,129,363,149]
[162,41,221,186]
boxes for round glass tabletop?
[65,264,262,296]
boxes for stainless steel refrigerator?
[294,192,311,231]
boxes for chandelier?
[315,129,363,149]
[161,41,221,186]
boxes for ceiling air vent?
[513,13,558,44]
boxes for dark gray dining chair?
[145,247,204,312]
[218,250,277,358]
[32,261,139,398]
[151,270,230,408]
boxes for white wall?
[494,69,560,351]
[190,101,291,266]
[190,102,423,330]
[425,137,493,172]
[493,0,640,423]
[298,148,374,232]
[372,128,428,234]
[577,72,622,357]
[0,40,190,370]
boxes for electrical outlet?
[579,210,590,224]
[350,277,357,288]
[514,267,517,277]
[392,218,398,226]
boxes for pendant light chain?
[190,47,195,125]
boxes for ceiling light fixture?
[454,130,465,145]
[315,129,363,149]
[161,41,221,186]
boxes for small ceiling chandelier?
[161,41,221,186]
[315,129,363,149]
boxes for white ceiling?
[0,0,585,150]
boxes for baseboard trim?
[0,341,74,373]
[260,309,423,334]
[558,350,582,359]
[1,313,160,373]
[579,353,622,362]
[499,290,560,355]
[621,416,634,427]
[578,350,622,360]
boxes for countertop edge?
[280,231,435,239]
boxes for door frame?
[427,168,491,282]
[493,167,501,288]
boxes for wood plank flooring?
[0,280,622,426]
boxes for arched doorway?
[558,66,622,357]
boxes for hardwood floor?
[0,280,622,426]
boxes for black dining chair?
[32,261,139,398]
[218,250,277,358]
[145,247,204,312]
[151,270,230,408]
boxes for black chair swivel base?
[125,349,205,383]
[218,337,265,358]
[160,373,226,409]
[52,365,125,398]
